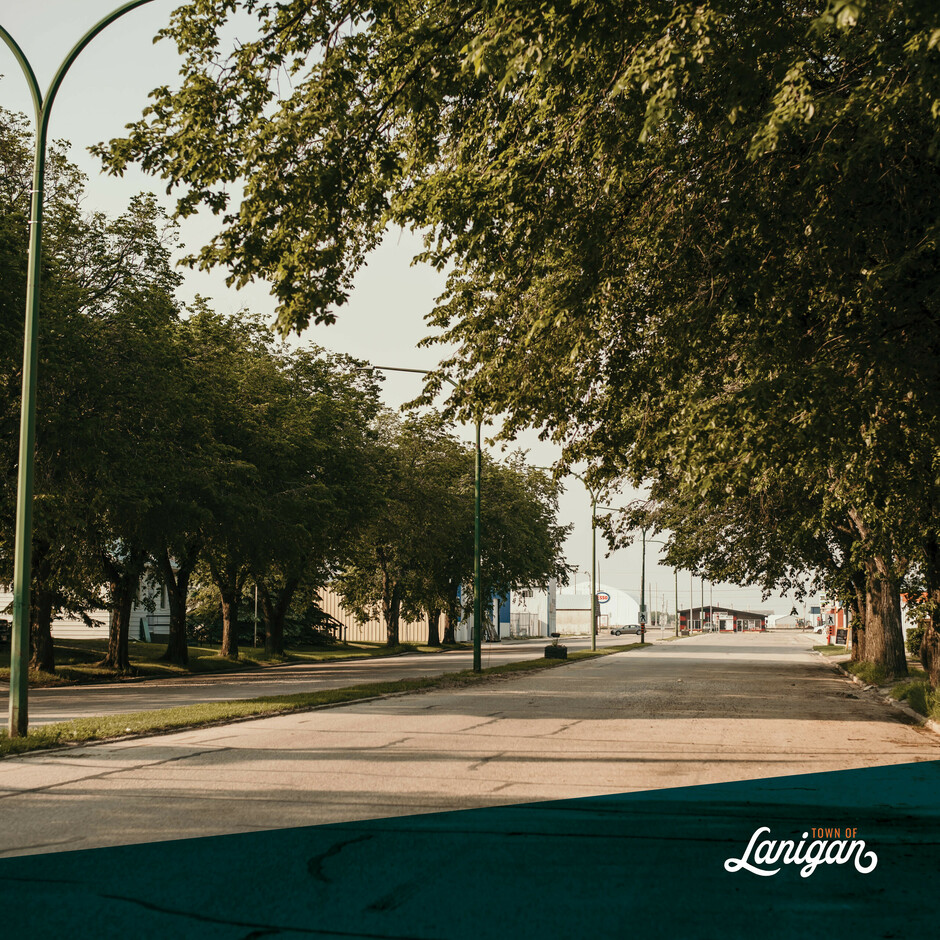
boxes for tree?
[248,346,381,656]
[337,412,568,646]
[1,103,186,673]
[336,413,465,647]
[99,3,940,680]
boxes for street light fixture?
[360,365,484,673]
[566,471,602,652]
[1,0,160,738]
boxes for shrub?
[906,623,926,658]
[846,660,887,686]
[891,679,930,716]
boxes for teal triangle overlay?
[1,760,937,938]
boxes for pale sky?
[0,2,818,617]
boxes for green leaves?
[87,3,940,646]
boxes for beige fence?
[318,588,431,644]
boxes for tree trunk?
[862,558,907,679]
[100,547,145,672]
[441,581,460,645]
[29,541,55,673]
[922,603,940,688]
[258,576,300,656]
[383,577,401,647]
[30,585,56,674]
[219,579,240,659]
[850,578,867,662]
[159,546,197,667]
[442,612,457,645]
[206,556,245,659]
[920,532,940,688]
[105,578,135,672]
[426,607,442,647]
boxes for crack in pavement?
[307,834,374,883]
[0,747,232,800]
[546,720,583,736]
[459,718,501,732]
[468,752,504,772]
[92,890,439,938]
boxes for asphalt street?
[1,631,937,858]
[0,632,647,724]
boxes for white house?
[0,575,173,644]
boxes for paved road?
[0,633,648,724]
[2,631,937,857]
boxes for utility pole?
[701,577,705,632]
[591,493,597,648]
[1,0,159,737]
[639,528,647,642]
[675,570,679,637]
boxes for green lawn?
[0,637,469,687]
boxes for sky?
[0,2,821,618]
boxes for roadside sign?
[596,592,610,604]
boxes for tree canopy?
[97,0,940,680]
[337,412,568,646]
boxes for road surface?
[1,631,937,857]
[0,633,643,724]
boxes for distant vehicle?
[610,624,644,636]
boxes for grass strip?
[844,660,889,686]
[890,677,940,721]
[0,641,645,758]
[0,640,438,688]
[813,644,847,656]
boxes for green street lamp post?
[640,528,647,643]
[363,366,484,673]
[602,511,671,644]
[675,569,679,638]
[568,471,599,651]
[1,0,159,737]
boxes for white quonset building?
[511,582,642,637]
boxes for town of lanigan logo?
[724,827,878,877]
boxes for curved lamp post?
[1,0,159,737]
[361,366,484,673]
[567,471,601,652]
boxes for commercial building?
[678,606,768,632]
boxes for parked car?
[610,624,644,636]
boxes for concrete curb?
[818,651,940,738]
